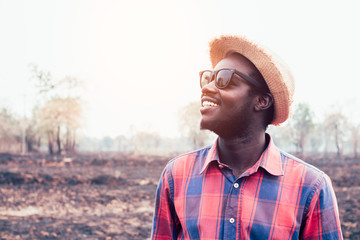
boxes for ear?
[254,93,273,112]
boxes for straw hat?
[209,35,295,125]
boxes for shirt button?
[234,183,239,189]
[229,218,235,224]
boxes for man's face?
[200,54,260,138]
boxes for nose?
[201,78,217,95]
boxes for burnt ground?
[0,153,359,239]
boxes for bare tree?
[289,103,314,155]
[323,112,348,157]
[308,123,323,155]
[24,114,41,153]
[30,64,83,100]
[29,63,55,101]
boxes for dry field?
[0,153,359,239]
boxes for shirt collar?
[200,139,220,174]
[255,134,284,176]
[199,134,284,176]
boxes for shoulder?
[278,151,338,211]
[279,153,343,237]
[279,150,335,200]
[163,145,213,176]
[158,146,213,197]
[280,150,327,179]
[280,150,330,186]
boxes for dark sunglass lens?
[216,70,232,88]
[200,71,212,88]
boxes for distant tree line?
[1,71,359,157]
[76,101,360,158]
[77,133,203,155]
[177,101,360,158]
[268,103,360,158]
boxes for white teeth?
[202,101,218,107]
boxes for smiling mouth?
[202,101,219,107]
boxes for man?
[151,35,342,239]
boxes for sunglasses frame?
[199,68,266,92]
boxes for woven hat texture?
[209,35,295,125]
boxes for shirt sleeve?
[151,164,181,240]
[301,174,343,240]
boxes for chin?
[201,118,247,139]
[200,119,221,136]
[200,118,212,131]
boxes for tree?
[308,123,323,155]
[289,103,314,154]
[29,63,55,101]
[36,97,82,154]
[323,112,348,157]
[24,114,41,153]
[100,136,114,151]
[29,64,84,154]
[0,108,21,153]
[30,64,84,101]
[178,101,211,149]
[114,135,128,152]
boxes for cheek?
[221,91,255,113]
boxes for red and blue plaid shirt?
[151,135,342,239]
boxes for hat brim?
[209,35,295,125]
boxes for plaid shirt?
[151,135,343,239]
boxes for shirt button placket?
[224,181,240,239]
[229,183,239,231]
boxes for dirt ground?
[0,153,359,239]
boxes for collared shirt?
[151,135,343,240]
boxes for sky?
[1,0,360,138]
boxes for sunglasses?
[199,68,267,92]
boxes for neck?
[217,130,268,177]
